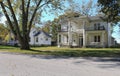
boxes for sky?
[0,16,6,24]
[112,23,120,43]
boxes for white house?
[58,15,116,48]
[29,28,51,46]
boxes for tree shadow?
[74,57,120,69]
[29,49,120,69]
[28,49,120,58]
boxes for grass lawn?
[0,45,120,57]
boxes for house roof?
[33,30,51,37]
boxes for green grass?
[0,45,120,57]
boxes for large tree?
[98,0,120,23]
[0,0,68,50]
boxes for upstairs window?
[62,25,68,31]
[94,24,97,30]
[94,23,105,30]
[94,23,100,30]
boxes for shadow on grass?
[0,45,120,57]
[29,49,120,57]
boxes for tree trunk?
[20,41,30,50]
[18,34,30,50]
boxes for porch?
[57,32,85,47]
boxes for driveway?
[0,52,120,76]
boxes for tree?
[79,0,98,16]
[98,0,120,23]
[66,0,99,16]
[42,21,51,34]
[42,19,61,43]
[51,19,61,42]
[0,0,68,50]
[0,23,9,41]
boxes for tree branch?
[28,0,42,33]
[22,0,26,36]
[7,0,21,38]
[26,0,31,25]
[0,2,16,36]
[28,0,51,33]
[38,0,51,9]
[26,0,31,15]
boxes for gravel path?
[0,52,120,76]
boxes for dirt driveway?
[0,52,120,76]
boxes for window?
[94,23,97,30]
[11,38,13,40]
[59,35,61,42]
[94,35,100,42]
[94,23,100,30]
[33,31,36,34]
[98,23,100,30]
[36,37,38,42]
[46,38,48,41]
[94,36,97,42]
[98,36,100,42]
[67,35,68,42]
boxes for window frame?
[94,35,100,42]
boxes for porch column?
[68,31,72,47]
[108,23,112,47]
[68,21,72,47]
[102,32,105,47]
[57,34,60,47]
[83,21,86,47]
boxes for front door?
[79,37,83,47]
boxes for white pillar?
[68,31,72,46]
[108,23,112,47]
[102,32,104,47]
[68,21,72,47]
[83,21,86,47]
[57,34,60,47]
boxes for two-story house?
[58,15,116,47]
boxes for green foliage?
[0,23,9,41]
[98,0,120,23]
[42,19,61,42]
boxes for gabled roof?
[33,30,51,37]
